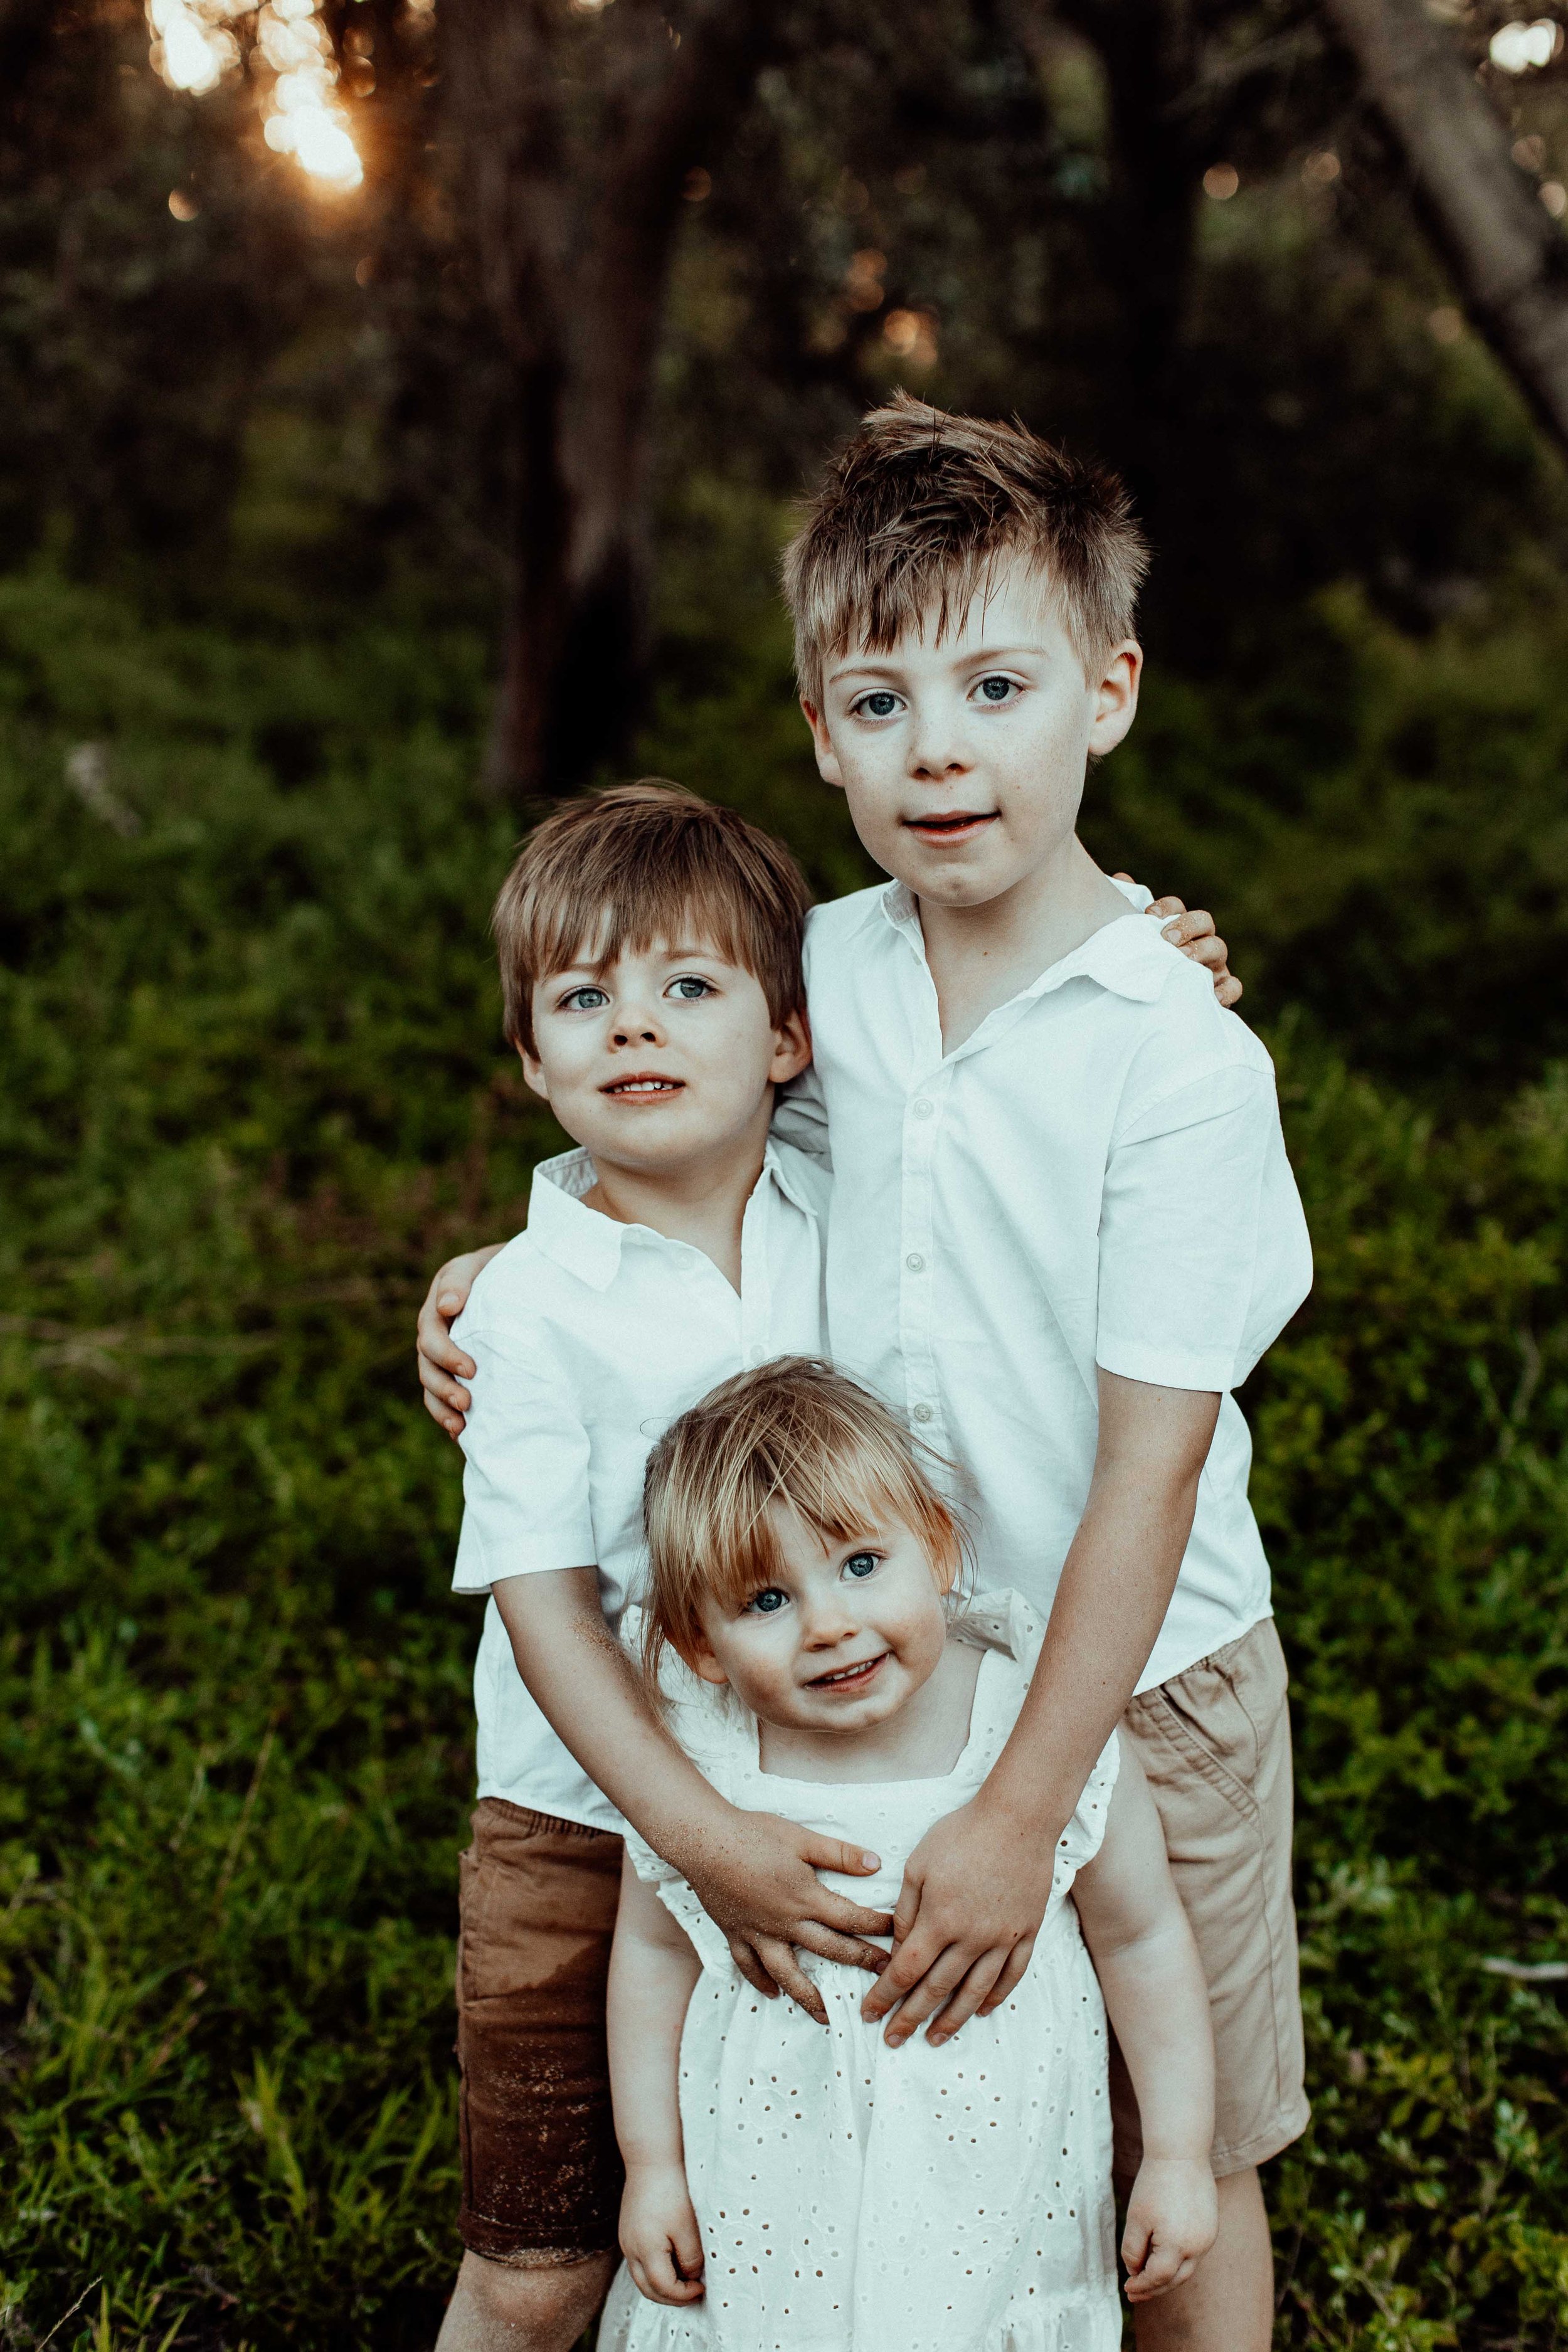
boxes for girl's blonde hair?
[640,1357,967,1682]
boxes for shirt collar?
[1040,911,1176,1002]
[876,877,1173,1005]
[525,1150,626,1290]
[525,1140,816,1293]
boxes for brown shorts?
[1111,1617,1309,2182]
[455,1798,623,2265]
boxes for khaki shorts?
[455,1799,623,2265]
[1111,1617,1309,2181]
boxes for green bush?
[1,568,1565,2348]
[1086,583,1568,1104]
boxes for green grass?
[1,568,1566,2348]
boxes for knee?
[462,2247,612,2337]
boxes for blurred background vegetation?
[3,0,1568,2345]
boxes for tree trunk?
[1046,0,1204,512]
[1319,0,1568,455]
[442,0,777,801]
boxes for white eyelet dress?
[599,1591,1121,2352]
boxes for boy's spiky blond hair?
[640,1357,968,1681]
[781,393,1148,709]
[491,781,812,1057]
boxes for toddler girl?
[599,1359,1217,2352]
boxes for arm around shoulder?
[416,1241,508,1438]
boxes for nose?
[608,997,665,1049]
[906,695,974,783]
[798,1588,857,1648]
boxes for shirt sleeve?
[770,1061,832,1168]
[1095,1062,1308,1394]
[450,1316,596,1592]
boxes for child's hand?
[1121,2155,1219,2302]
[1113,876,1242,1008]
[620,2161,706,2306]
[416,1245,504,1438]
[678,1808,893,2021]
[861,1789,1059,2047]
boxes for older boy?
[780,398,1311,2351]
[422,401,1303,2352]
[435,785,896,2352]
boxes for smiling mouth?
[901,810,999,842]
[600,1074,685,1099]
[807,1652,889,1693]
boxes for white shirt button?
[911,1099,934,1118]
[912,1402,935,1423]
[906,1253,925,1272]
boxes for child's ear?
[800,696,844,791]
[770,1008,812,1086]
[517,1042,551,1103]
[1086,640,1142,760]
[677,1627,731,1688]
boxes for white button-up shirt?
[788,881,1311,1695]
[450,1142,830,1832]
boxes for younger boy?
[423,400,1308,2352]
[433,785,896,2352]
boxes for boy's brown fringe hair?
[492,781,812,1057]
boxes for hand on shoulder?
[416,1242,506,1438]
[1114,876,1242,1008]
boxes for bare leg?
[1131,2168,1273,2352]
[435,2249,617,2352]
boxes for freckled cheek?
[840,768,899,827]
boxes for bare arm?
[862,1371,1219,2042]
[608,1857,706,2307]
[988,1371,1221,1848]
[494,1568,892,2013]
[1072,1749,1217,2302]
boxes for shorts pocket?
[1136,1653,1263,1824]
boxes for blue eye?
[844,1552,879,1581]
[561,985,609,1011]
[977,675,1014,702]
[747,1587,789,1615]
[668,975,714,1000]
[857,691,900,719]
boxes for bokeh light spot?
[146,0,363,192]
[844,250,887,312]
[884,308,938,368]
[1489,19,1563,71]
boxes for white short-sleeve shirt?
[789,880,1312,1693]
[450,1141,830,1831]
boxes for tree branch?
[1318,0,1568,452]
